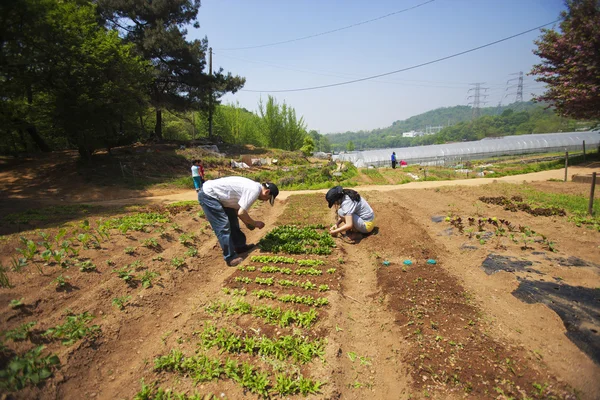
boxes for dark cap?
[264,182,279,205]
[326,186,343,208]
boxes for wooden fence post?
[589,172,597,216]
[564,151,568,182]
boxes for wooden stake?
[564,151,568,182]
[589,172,597,216]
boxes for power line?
[241,19,560,93]
[215,51,524,89]
[217,0,436,51]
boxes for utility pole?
[467,83,489,120]
[506,71,524,103]
[208,47,213,140]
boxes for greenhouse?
[333,131,600,168]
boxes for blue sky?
[189,0,566,134]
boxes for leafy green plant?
[52,274,70,289]
[326,268,337,274]
[250,255,295,264]
[258,225,335,255]
[9,298,24,308]
[141,238,159,249]
[113,267,135,283]
[10,256,27,272]
[0,265,10,288]
[124,246,136,255]
[112,295,132,310]
[252,290,277,299]
[259,266,291,274]
[171,257,185,269]
[2,321,37,341]
[43,312,100,345]
[178,233,193,246]
[255,277,274,286]
[297,259,325,267]
[16,237,37,260]
[141,271,160,288]
[0,346,60,391]
[185,247,198,257]
[78,260,97,272]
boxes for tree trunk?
[25,84,51,152]
[154,108,162,140]
[26,125,51,152]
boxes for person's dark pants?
[392,161,397,169]
[197,191,246,263]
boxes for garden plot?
[1,180,600,399]
[0,201,214,398]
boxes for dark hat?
[326,186,343,208]
[264,182,279,205]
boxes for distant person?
[391,152,397,169]
[400,159,407,167]
[198,176,279,267]
[191,159,205,192]
[326,186,375,244]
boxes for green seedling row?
[198,324,325,364]
[154,349,323,397]
[206,300,318,328]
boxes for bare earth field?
[0,164,599,399]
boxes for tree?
[300,136,315,156]
[0,0,150,159]
[346,141,355,152]
[98,0,245,139]
[530,0,600,120]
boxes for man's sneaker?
[235,243,256,254]
[227,257,244,267]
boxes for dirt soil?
[1,161,599,400]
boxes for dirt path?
[79,166,594,208]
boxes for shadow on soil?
[512,279,600,364]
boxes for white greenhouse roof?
[334,131,600,167]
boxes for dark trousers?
[197,191,246,263]
[391,161,397,169]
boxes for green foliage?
[9,298,24,308]
[0,265,10,288]
[531,0,600,121]
[327,102,588,151]
[78,260,97,272]
[43,312,99,345]
[258,95,307,151]
[52,274,70,289]
[141,271,160,288]
[198,324,325,364]
[171,257,185,269]
[153,348,323,397]
[112,295,132,311]
[250,255,295,264]
[3,322,37,341]
[100,212,170,234]
[141,238,159,249]
[206,300,319,328]
[0,346,59,391]
[258,225,335,255]
[113,267,135,283]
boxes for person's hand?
[254,221,265,229]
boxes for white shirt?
[191,165,201,177]
[202,176,261,211]
[338,195,374,222]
